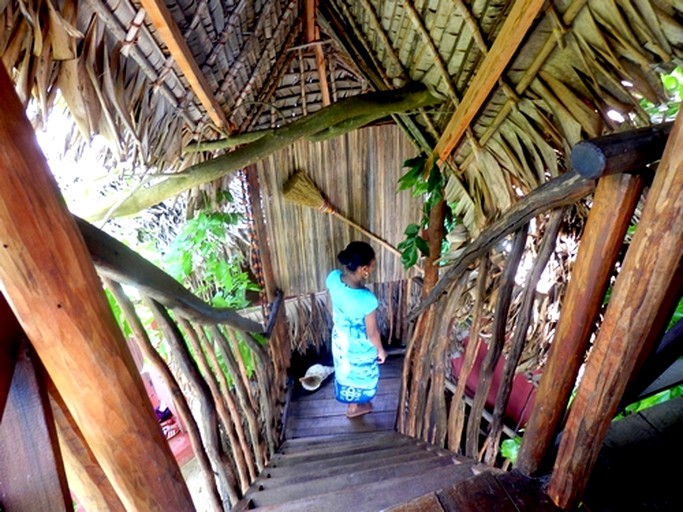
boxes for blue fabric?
[326,270,379,403]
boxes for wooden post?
[516,173,644,476]
[0,65,194,510]
[47,380,126,512]
[547,114,683,510]
[0,342,71,511]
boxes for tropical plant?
[397,153,455,269]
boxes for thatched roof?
[1,0,682,282]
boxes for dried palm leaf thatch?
[282,170,403,258]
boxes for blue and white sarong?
[326,269,379,404]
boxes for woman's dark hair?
[337,241,375,271]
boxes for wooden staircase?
[233,431,487,511]
[233,356,559,511]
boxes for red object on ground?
[451,337,538,429]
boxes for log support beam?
[516,172,644,476]
[548,112,683,510]
[0,64,194,510]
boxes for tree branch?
[84,85,442,221]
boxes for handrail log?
[571,122,673,179]
[75,217,262,333]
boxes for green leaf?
[397,164,424,191]
[401,245,418,269]
[415,236,430,256]
[404,223,420,237]
[403,154,427,169]
[501,436,523,463]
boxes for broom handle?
[331,211,403,258]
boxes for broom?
[282,171,403,258]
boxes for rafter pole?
[139,0,229,129]
[306,0,331,106]
[434,0,546,164]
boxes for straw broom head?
[282,171,335,213]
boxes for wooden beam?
[0,64,194,511]
[434,0,546,164]
[75,216,262,331]
[570,122,674,179]
[306,0,331,106]
[47,379,126,512]
[138,0,228,129]
[515,173,643,476]
[548,113,683,510]
[0,341,71,512]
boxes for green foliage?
[397,153,455,269]
[501,435,523,463]
[163,211,260,309]
[614,384,683,420]
[640,67,683,122]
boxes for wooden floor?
[284,353,402,439]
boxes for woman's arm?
[365,310,387,364]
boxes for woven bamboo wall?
[256,124,423,296]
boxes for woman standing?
[326,241,388,418]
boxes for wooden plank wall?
[257,124,423,295]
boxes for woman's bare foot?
[346,402,373,418]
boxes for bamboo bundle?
[282,171,403,258]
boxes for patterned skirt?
[331,324,379,404]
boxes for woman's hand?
[377,347,388,364]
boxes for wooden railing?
[399,120,682,509]
[1,216,290,511]
[84,220,290,508]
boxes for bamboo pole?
[0,63,194,511]
[548,112,683,510]
[516,173,644,476]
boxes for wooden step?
[277,431,404,456]
[385,470,561,512]
[240,452,470,508]
[253,448,450,488]
[260,442,441,480]
[245,462,490,512]
[288,393,398,418]
[269,435,419,466]
[286,410,397,438]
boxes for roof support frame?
[139,0,229,129]
[434,0,547,164]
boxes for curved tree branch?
[84,85,443,221]
[75,216,263,333]
[408,171,595,320]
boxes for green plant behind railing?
[163,210,260,309]
[397,153,456,269]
